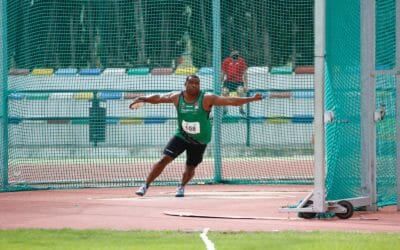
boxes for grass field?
[0,229,399,250]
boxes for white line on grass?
[200,228,215,250]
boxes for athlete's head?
[185,75,200,96]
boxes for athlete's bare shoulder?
[168,91,181,105]
[203,93,218,111]
[203,92,217,99]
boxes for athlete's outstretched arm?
[204,93,263,109]
[129,92,179,109]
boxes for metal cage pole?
[0,0,9,190]
[312,0,327,213]
[280,0,328,215]
[360,0,377,211]
[396,0,400,212]
[212,0,222,183]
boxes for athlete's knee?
[185,165,196,172]
[158,155,174,166]
[186,158,202,167]
[222,87,229,96]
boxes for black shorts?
[163,136,207,167]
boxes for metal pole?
[313,0,327,212]
[246,97,250,147]
[360,0,377,211]
[212,0,222,182]
[1,0,8,190]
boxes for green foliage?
[7,0,313,69]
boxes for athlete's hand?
[252,93,263,101]
[129,97,145,109]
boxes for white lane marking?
[90,191,302,201]
[200,228,215,250]
[94,195,295,201]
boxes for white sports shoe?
[135,185,147,196]
[175,185,185,197]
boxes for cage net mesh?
[0,0,396,207]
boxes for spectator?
[221,50,248,115]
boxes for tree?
[134,0,147,66]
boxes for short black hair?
[186,75,200,83]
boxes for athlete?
[130,75,262,197]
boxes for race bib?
[182,120,200,134]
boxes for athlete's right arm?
[129,92,179,109]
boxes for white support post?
[360,0,377,211]
[313,0,327,212]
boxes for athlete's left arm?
[203,93,262,110]
[129,92,179,109]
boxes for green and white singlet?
[175,91,212,144]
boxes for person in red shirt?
[221,50,248,115]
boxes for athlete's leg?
[176,143,207,197]
[146,136,187,186]
[136,136,186,196]
[180,164,196,187]
[237,85,246,115]
[144,154,174,186]
[176,165,195,197]
[136,154,174,196]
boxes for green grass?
[209,231,400,250]
[0,230,399,250]
[0,229,203,250]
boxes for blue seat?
[144,117,167,124]
[198,67,213,75]
[292,115,314,124]
[293,91,314,98]
[55,68,78,75]
[98,92,123,100]
[9,93,25,100]
[106,118,119,125]
[9,117,22,124]
[79,68,102,75]
[249,116,266,123]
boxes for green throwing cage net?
[0,0,397,208]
